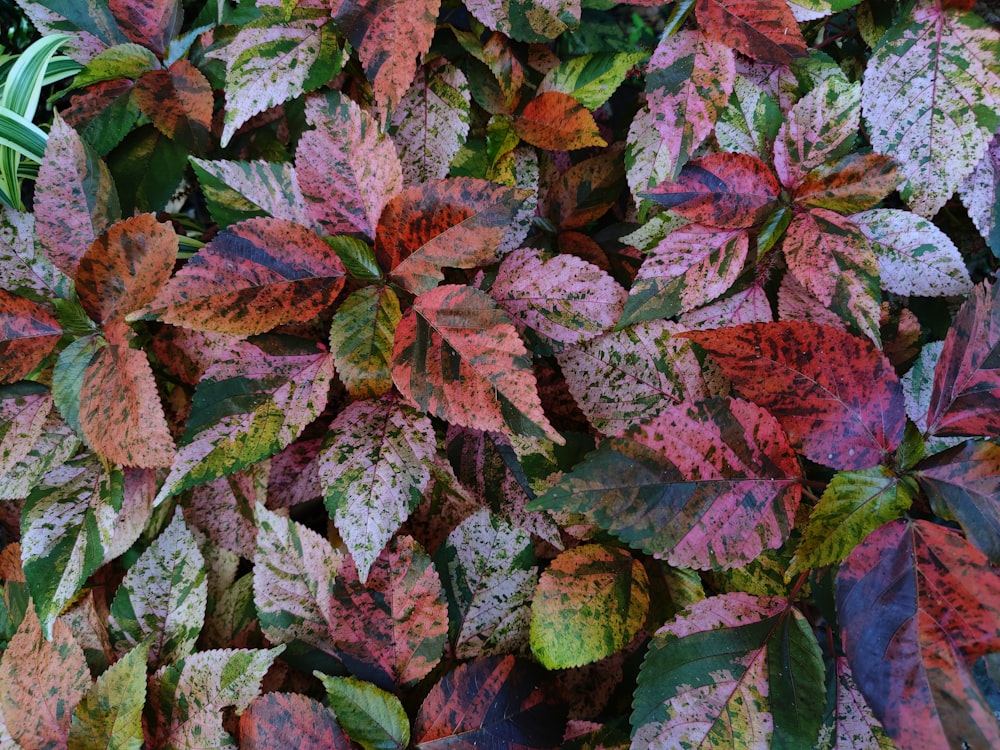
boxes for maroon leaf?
[412,655,567,749]
[695,0,808,65]
[239,692,352,749]
[133,60,213,153]
[644,153,781,229]
[0,290,61,383]
[680,322,905,469]
[837,520,1000,749]
[926,281,1000,437]
[109,0,180,57]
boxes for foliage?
[0,0,999,748]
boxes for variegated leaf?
[68,642,147,750]
[190,157,308,229]
[695,0,808,65]
[133,60,212,153]
[0,384,50,478]
[0,288,62,383]
[512,91,606,150]
[464,0,581,42]
[0,206,70,299]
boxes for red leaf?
[680,322,905,469]
[109,0,180,57]
[140,217,346,336]
[644,153,780,229]
[376,178,531,295]
[512,91,607,151]
[926,282,1000,437]
[837,520,1000,749]
[412,655,567,749]
[134,60,213,153]
[239,693,352,749]
[75,213,178,324]
[0,290,61,383]
[695,0,808,65]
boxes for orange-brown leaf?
[793,153,901,213]
[0,289,61,383]
[134,60,213,153]
[695,0,807,65]
[513,91,607,150]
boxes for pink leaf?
[695,0,808,65]
[109,0,180,57]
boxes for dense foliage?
[0,0,999,747]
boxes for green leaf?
[68,642,148,750]
[106,125,188,214]
[316,675,410,750]
[537,51,646,110]
[67,43,158,92]
[329,286,399,399]
[52,334,101,436]
[326,236,383,283]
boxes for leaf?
[632,593,825,749]
[782,208,881,343]
[75,213,178,324]
[643,29,735,181]
[715,74,783,161]
[434,509,536,659]
[0,384,50,477]
[626,105,676,201]
[679,281,775,330]
[0,411,79,502]
[543,146,625,229]
[139,217,346,336]
[412,655,567,748]
[680,322,906,469]
[183,470,260,557]
[555,320,708,436]
[108,0,179,57]
[621,223,750,325]
[463,0,581,42]
[695,0,808,65]
[960,132,1000,253]
[538,51,647,111]
[530,397,801,570]
[106,124,187,214]
[787,467,918,578]
[317,394,436,583]
[297,91,403,239]
[530,544,648,669]
[33,114,120,277]
[817,657,897,750]
[68,641,147,750]
[862,4,1000,216]
[376,178,530,295]
[491,247,626,346]
[133,60,213,153]
[155,345,334,503]
[926,282,1000,437]
[328,535,448,689]
[392,284,560,443]
[108,509,207,666]
[329,285,401,399]
[0,608,90,750]
[836,520,1000,749]
[316,674,411,750]
[914,439,1000,564]
[190,157,308,229]
[0,289,61,383]
[644,152,781,229]
[792,153,900,214]
[0,206,70,299]
[240,693,352,750]
[512,92,606,151]
[391,61,472,187]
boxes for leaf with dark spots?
[413,655,567,749]
[543,146,626,229]
[512,91,607,151]
[376,178,531,295]
[61,79,139,156]
[134,60,213,154]
[75,213,177,324]
[793,153,901,213]
[108,0,180,57]
[239,693,352,749]
[643,153,781,229]
[329,285,401,399]
[0,289,62,383]
[680,322,905,469]
[695,0,808,65]
[836,520,1000,750]
[137,217,346,336]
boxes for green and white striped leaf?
[537,51,646,110]
[190,157,307,229]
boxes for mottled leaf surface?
[0,385,50,477]
[240,692,352,750]
[792,153,900,213]
[190,157,308,229]
[464,0,581,42]
[0,207,69,299]
[108,0,178,56]
[538,51,647,111]
[329,285,401,399]
[695,0,808,65]
[133,60,212,153]
[817,657,896,750]
[512,91,606,151]
[0,289,61,383]
[68,641,147,750]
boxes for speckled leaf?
[836,520,1000,750]
[0,410,79,502]
[782,209,881,343]
[68,641,147,750]
[240,693,352,750]
[862,5,1000,216]
[695,0,808,64]
[902,341,944,435]
[0,608,89,750]
[851,208,972,298]
[298,91,403,239]
[329,285,401,399]
[316,674,410,750]
[253,504,343,655]
[329,535,447,689]
[33,114,120,277]
[915,440,1000,564]
[317,394,436,583]
[376,178,530,295]
[492,247,625,346]
[392,61,471,187]
[75,213,177,324]
[133,60,212,153]
[538,51,646,111]
[679,281,774,329]
[556,320,708,436]
[0,384,50,477]
[183,470,260,558]
[139,217,346,336]
[0,206,69,299]
[643,29,735,182]
[155,345,334,503]
[793,154,901,213]
[463,0,581,42]
[632,593,825,749]
[392,284,559,443]
[817,657,897,750]
[543,146,625,230]
[680,322,906,469]
[715,74,782,161]
[0,289,61,383]
[108,0,178,56]
[413,655,566,748]
[960,133,1000,252]
[626,105,675,202]
[644,153,781,229]
[787,467,918,578]
[107,509,207,665]
[530,397,801,570]
[512,92,606,151]
[435,509,536,659]
[926,282,1000,437]
[530,544,647,669]
[190,157,308,229]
